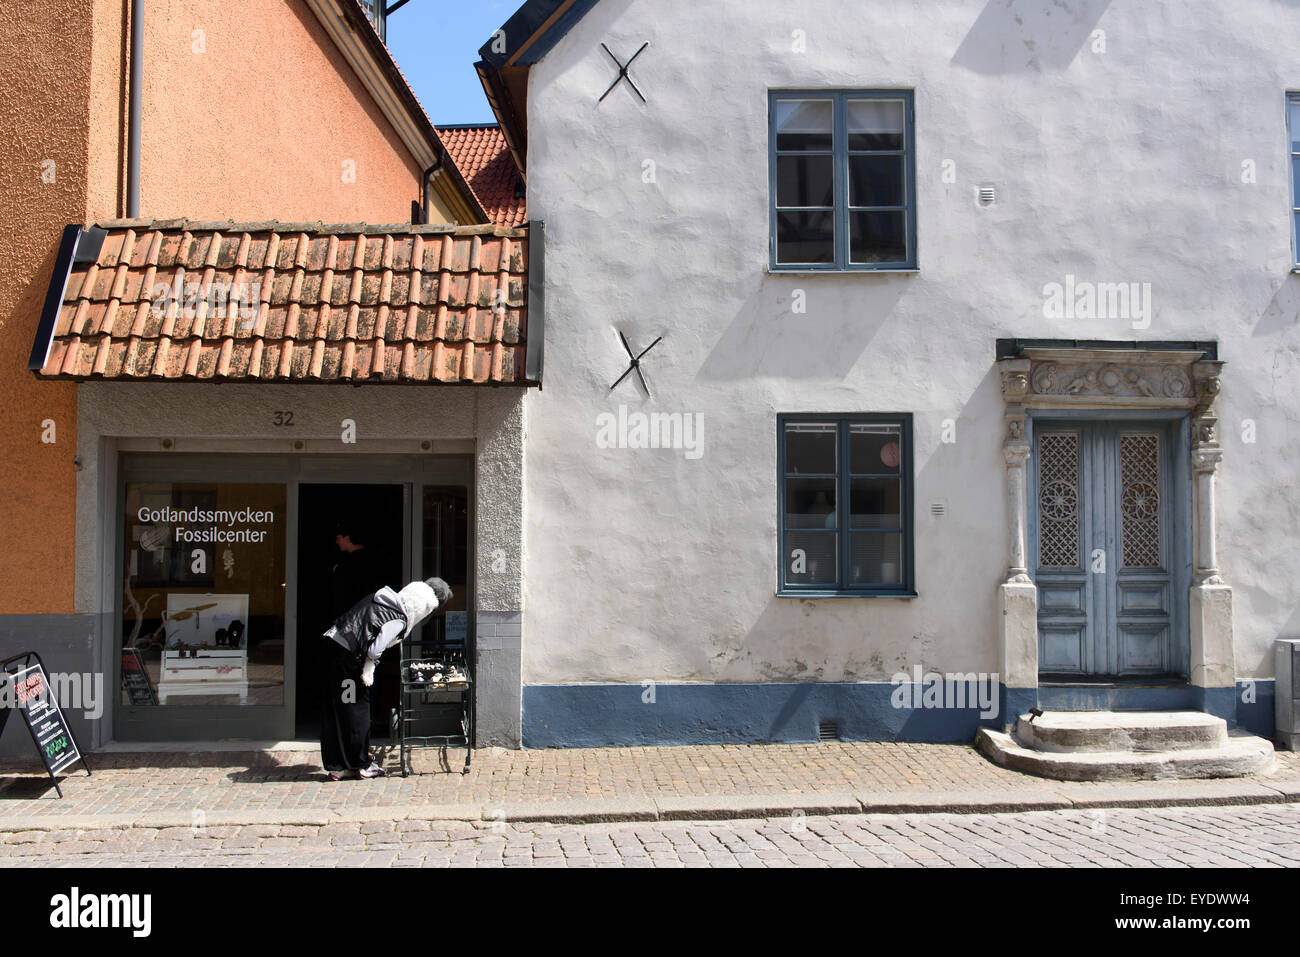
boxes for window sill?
[767,268,919,276]
[777,590,918,599]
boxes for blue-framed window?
[769,90,917,271]
[1289,93,1300,267]
[778,414,915,596]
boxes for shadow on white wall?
[952,0,1113,74]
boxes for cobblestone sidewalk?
[1,742,1298,827]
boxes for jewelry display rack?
[392,626,471,775]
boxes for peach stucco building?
[1,0,535,758]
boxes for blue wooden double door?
[1032,418,1190,680]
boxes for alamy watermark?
[889,666,999,720]
[149,277,262,325]
[1042,274,1152,329]
[596,405,704,459]
[50,888,150,937]
[0,671,104,720]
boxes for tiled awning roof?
[33,219,535,385]
[438,125,526,228]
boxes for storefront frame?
[112,451,475,742]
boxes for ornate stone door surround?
[995,342,1228,721]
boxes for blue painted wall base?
[999,686,1039,730]
[1234,680,1275,737]
[522,680,1276,747]
[523,680,1006,748]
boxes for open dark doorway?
[296,484,404,740]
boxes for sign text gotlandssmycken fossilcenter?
[136,505,276,544]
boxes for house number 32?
[272,411,295,426]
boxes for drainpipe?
[420,150,443,225]
[127,0,144,218]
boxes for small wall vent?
[930,501,946,517]
[978,184,996,206]
[817,720,840,741]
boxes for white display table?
[158,649,249,703]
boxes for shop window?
[121,482,286,707]
[778,414,915,595]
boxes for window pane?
[849,424,902,474]
[785,422,836,474]
[785,531,837,585]
[849,533,903,585]
[1291,100,1300,152]
[777,154,834,207]
[775,99,833,151]
[850,478,901,528]
[1293,158,1300,206]
[785,478,837,529]
[847,99,904,151]
[777,211,835,264]
[123,482,286,708]
[849,211,906,263]
[849,154,904,207]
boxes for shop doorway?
[295,484,405,739]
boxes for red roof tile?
[438,125,527,228]
[36,219,531,385]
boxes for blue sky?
[383,1,518,125]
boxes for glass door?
[410,484,473,738]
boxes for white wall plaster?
[521,0,1300,684]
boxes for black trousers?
[320,639,370,772]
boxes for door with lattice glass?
[1032,420,1180,678]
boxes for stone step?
[1015,710,1228,753]
[976,728,1275,782]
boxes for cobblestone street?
[3,802,1298,868]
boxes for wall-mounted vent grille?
[930,501,946,517]
[817,720,839,741]
[979,185,996,205]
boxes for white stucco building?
[476,0,1300,745]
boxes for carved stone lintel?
[1030,360,1192,399]
[1005,349,1213,410]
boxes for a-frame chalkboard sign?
[0,651,92,798]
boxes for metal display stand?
[392,627,471,775]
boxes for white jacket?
[358,581,440,687]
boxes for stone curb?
[0,782,1297,832]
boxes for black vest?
[331,591,406,666]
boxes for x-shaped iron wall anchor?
[609,331,662,396]
[599,42,648,103]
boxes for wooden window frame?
[777,413,916,597]
[769,90,918,272]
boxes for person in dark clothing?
[329,523,386,621]
[320,577,453,780]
